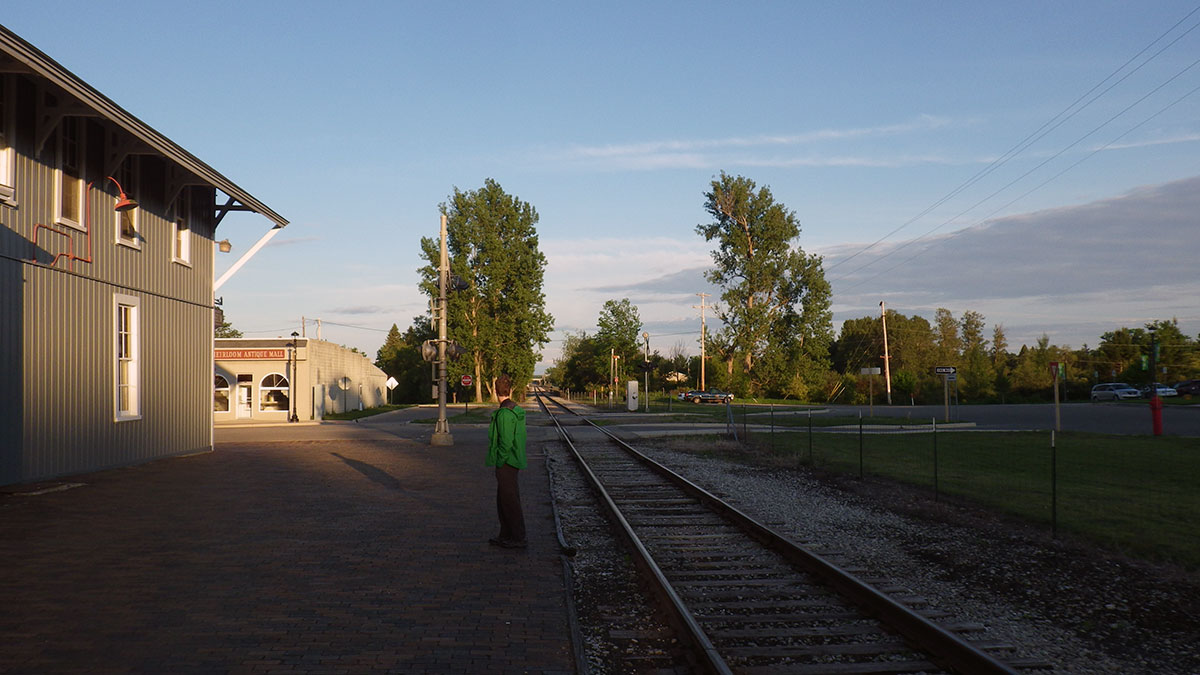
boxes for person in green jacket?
[487,374,527,548]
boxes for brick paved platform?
[0,417,575,674]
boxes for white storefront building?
[214,337,387,424]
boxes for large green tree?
[696,172,832,396]
[596,298,643,367]
[419,179,554,401]
[958,310,995,401]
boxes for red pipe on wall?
[30,179,105,271]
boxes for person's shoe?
[488,537,505,547]
[499,538,527,549]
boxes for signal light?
[421,340,438,362]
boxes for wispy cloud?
[265,235,320,248]
[1094,132,1200,151]
[327,305,390,316]
[826,176,1200,345]
[548,115,959,170]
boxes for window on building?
[172,188,191,264]
[56,118,84,229]
[115,158,139,247]
[114,294,140,421]
[0,75,14,206]
[260,373,290,412]
[214,375,230,412]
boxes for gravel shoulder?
[548,430,1200,674]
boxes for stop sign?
[460,374,473,387]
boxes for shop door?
[236,384,252,418]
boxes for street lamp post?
[288,331,299,422]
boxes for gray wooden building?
[0,26,286,486]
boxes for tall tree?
[214,318,243,338]
[990,324,1009,369]
[595,298,643,366]
[958,310,995,401]
[696,172,832,396]
[934,308,960,365]
[419,179,554,401]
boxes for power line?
[825,6,1200,277]
[835,71,1200,293]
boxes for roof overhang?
[0,24,287,229]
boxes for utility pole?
[643,332,650,413]
[880,301,893,405]
[431,214,453,446]
[694,292,710,391]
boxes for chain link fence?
[733,405,1199,568]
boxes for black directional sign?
[934,366,957,374]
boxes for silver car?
[1139,383,1178,398]
[1090,383,1141,401]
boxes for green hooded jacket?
[486,402,527,469]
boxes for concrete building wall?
[308,341,387,415]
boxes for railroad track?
[536,392,1038,675]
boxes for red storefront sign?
[215,349,287,360]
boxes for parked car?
[1174,380,1200,396]
[678,389,735,404]
[1139,382,1178,398]
[1090,383,1141,402]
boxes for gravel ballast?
[545,433,1200,674]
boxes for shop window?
[214,374,230,412]
[114,294,140,421]
[260,373,290,412]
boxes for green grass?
[322,404,413,420]
[686,429,1200,569]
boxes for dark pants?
[495,465,526,542]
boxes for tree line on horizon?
[367,174,1200,405]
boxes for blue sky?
[7,2,1200,370]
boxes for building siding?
[0,43,272,486]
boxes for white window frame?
[214,374,230,413]
[115,158,140,250]
[171,189,191,265]
[55,118,85,231]
[259,372,290,412]
[114,293,141,422]
[0,74,15,207]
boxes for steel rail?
[535,393,734,675]
[538,391,1019,675]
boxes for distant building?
[214,338,387,423]
[0,26,286,485]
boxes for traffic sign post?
[935,367,956,422]
[860,367,881,416]
[1050,362,1061,432]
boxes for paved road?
[823,401,1200,436]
